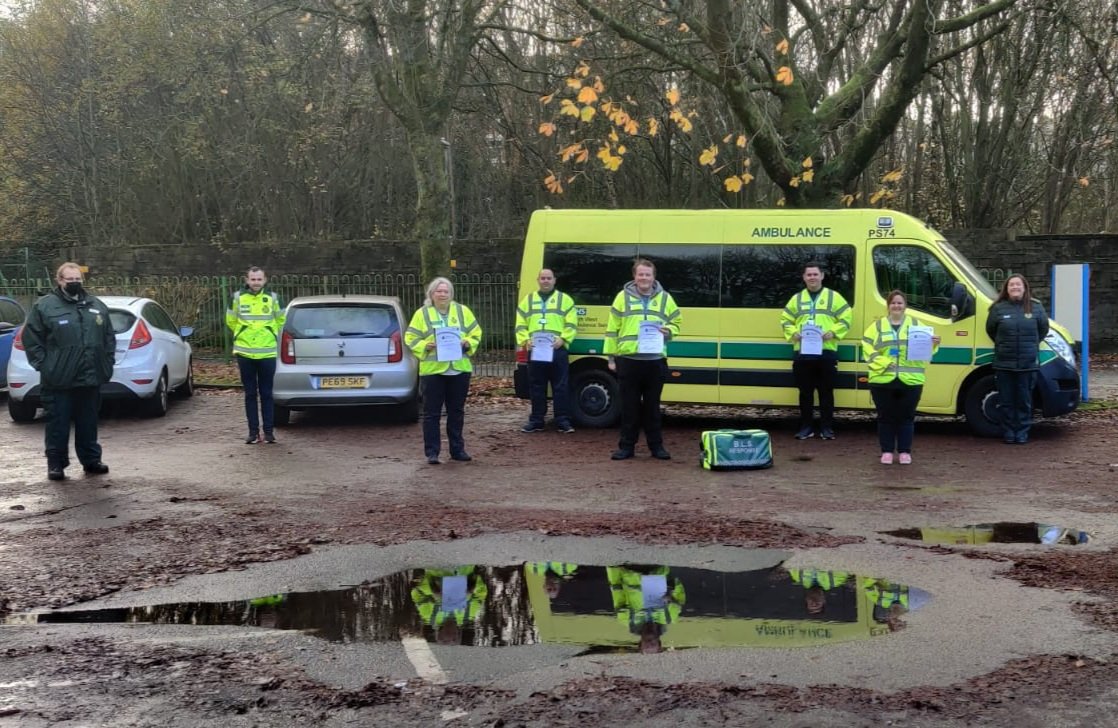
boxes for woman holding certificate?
[604,259,681,461]
[405,277,483,464]
[862,291,939,464]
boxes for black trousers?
[870,381,923,453]
[793,352,837,429]
[42,386,102,468]
[236,356,276,435]
[995,369,1037,441]
[527,347,572,428]
[617,358,667,450]
[422,373,471,458]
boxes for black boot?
[47,464,67,481]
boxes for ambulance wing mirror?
[949,282,974,322]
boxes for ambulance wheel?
[570,368,620,428]
[963,374,1002,438]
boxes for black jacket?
[985,299,1050,371]
[23,288,116,388]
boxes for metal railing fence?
[1,273,520,377]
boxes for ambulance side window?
[721,244,856,309]
[872,246,957,319]
[635,244,721,307]
[542,243,638,305]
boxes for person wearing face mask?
[604,258,681,461]
[986,274,1049,444]
[21,262,116,481]
[862,291,940,464]
[226,266,284,444]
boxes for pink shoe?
[899,453,912,465]
[880,453,894,465]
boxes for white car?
[7,295,194,422]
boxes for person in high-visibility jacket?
[405,277,483,465]
[527,561,579,598]
[862,290,940,465]
[781,261,852,441]
[607,565,686,653]
[788,568,851,615]
[225,267,284,444]
[410,567,488,645]
[516,268,579,434]
[605,258,681,461]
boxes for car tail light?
[515,347,528,364]
[280,331,296,364]
[388,331,402,363]
[13,325,24,350]
[129,320,152,349]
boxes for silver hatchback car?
[272,295,419,425]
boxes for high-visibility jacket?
[528,562,579,577]
[607,566,686,629]
[864,579,909,610]
[405,302,483,376]
[603,282,681,358]
[789,569,850,591]
[410,568,488,629]
[226,287,284,359]
[515,290,578,349]
[861,315,937,386]
[781,287,851,353]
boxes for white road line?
[401,637,448,684]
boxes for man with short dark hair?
[22,262,116,481]
[781,262,851,440]
[226,267,284,444]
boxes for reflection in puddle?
[883,522,1091,546]
[7,563,930,651]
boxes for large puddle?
[882,522,1091,546]
[6,563,930,652]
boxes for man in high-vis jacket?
[226,267,284,444]
[605,259,681,461]
[516,268,579,434]
[781,262,851,440]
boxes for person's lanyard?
[808,291,819,323]
[536,292,552,327]
[641,294,652,321]
[435,307,450,328]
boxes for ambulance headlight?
[1044,332,1076,369]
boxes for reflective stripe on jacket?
[515,290,578,348]
[225,288,283,359]
[861,315,934,385]
[789,569,850,591]
[603,282,681,358]
[607,566,686,629]
[781,288,852,353]
[404,302,483,376]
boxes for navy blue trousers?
[42,386,102,468]
[422,373,471,458]
[237,356,276,436]
[527,347,572,428]
[995,369,1037,442]
[617,357,667,450]
[870,381,923,453]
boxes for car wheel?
[273,404,292,427]
[570,367,621,428]
[963,374,1002,437]
[143,372,169,418]
[8,397,37,423]
[175,359,194,398]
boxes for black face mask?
[63,281,83,296]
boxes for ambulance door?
[866,243,976,413]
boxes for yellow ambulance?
[514,208,1081,436]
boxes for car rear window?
[109,310,136,334]
[286,304,399,338]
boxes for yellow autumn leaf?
[666,88,681,106]
[699,145,719,166]
[538,122,557,137]
[575,62,591,78]
[722,133,733,143]
[577,86,599,104]
[580,105,596,122]
[609,129,619,143]
[669,109,693,133]
[802,156,813,169]
[657,17,670,26]
[544,173,564,194]
[559,143,583,162]
[617,145,627,155]
[802,169,814,183]
[776,39,789,55]
[539,93,555,106]
[776,197,786,207]
[870,189,887,204]
[881,168,904,183]
[571,36,585,48]
[736,135,747,147]
[624,119,639,135]
[775,66,794,85]
[304,102,314,112]
[596,146,622,171]
[724,176,743,193]
[679,23,689,32]
[740,172,754,185]
[841,194,855,207]
[1078,176,1090,187]
[566,77,582,90]
[648,118,660,137]
[789,175,801,188]
[593,77,605,93]
[575,148,589,164]
[559,99,580,117]
[742,158,752,168]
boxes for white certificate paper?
[640,574,668,608]
[907,325,934,361]
[440,575,468,612]
[637,321,665,354]
[435,326,463,362]
[530,332,555,362]
[799,323,823,356]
